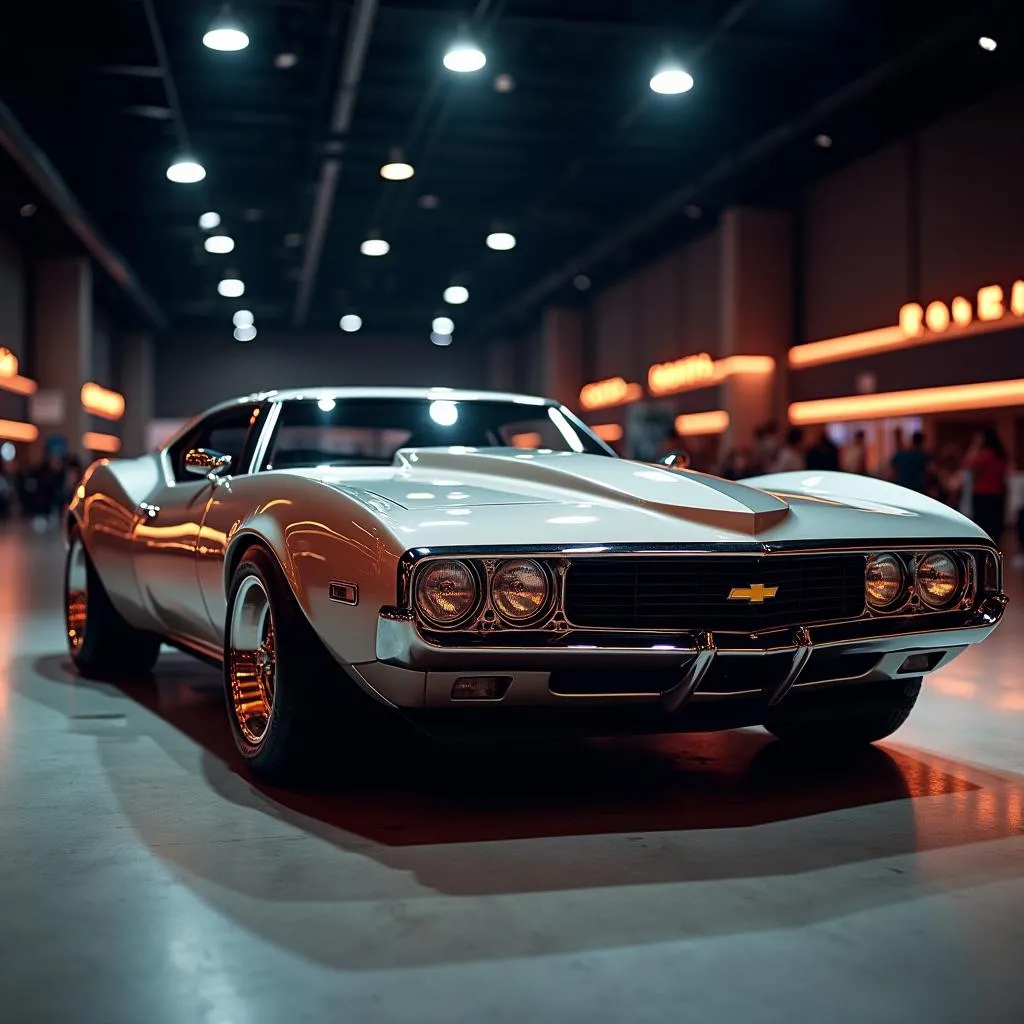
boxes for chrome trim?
[661,631,715,712]
[766,626,812,705]
[163,630,224,666]
[248,398,283,473]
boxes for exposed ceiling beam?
[293,0,379,325]
[0,97,166,328]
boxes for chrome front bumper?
[348,594,1007,711]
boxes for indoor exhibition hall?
[0,2,1022,1022]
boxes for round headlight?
[490,559,551,624]
[916,551,961,609]
[866,553,905,610]
[415,559,479,626]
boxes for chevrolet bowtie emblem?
[728,583,779,603]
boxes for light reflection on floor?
[0,524,1022,1023]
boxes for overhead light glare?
[443,44,486,73]
[486,231,516,251]
[232,309,254,328]
[218,277,245,298]
[443,285,469,304]
[815,133,833,149]
[233,325,257,342]
[204,234,235,254]
[167,159,206,183]
[494,73,515,93]
[318,397,336,412]
[380,159,415,181]
[431,332,453,347]
[203,21,250,52]
[199,211,221,230]
[360,237,390,256]
[649,65,694,95]
[432,316,454,335]
[275,52,298,69]
[339,314,363,332]
[978,36,997,51]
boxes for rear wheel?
[64,529,162,678]
[224,545,349,783]
[764,676,922,746]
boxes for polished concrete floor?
[1,525,1022,1024]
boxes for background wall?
[152,331,488,418]
[0,235,24,357]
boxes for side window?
[166,405,262,483]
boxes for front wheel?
[764,677,922,747]
[224,545,347,783]
[64,529,162,678]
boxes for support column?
[119,332,154,457]
[541,306,584,407]
[719,208,793,450]
[33,257,92,459]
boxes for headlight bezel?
[413,557,483,629]
[489,557,555,626]
[914,550,964,610]
[864,552,908,611]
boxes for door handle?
[139,502,160,520]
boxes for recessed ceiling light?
[318,397,336,412]
[443,41,486,73]
[19,203,36,217]
[232,309,254,328]
[275,52,298,68]
[430,331,454,346]
[218,277,245,298]
[815,133,833,148]
[684,204,702,219]
[381,148,415,180]
[199,211,221,230]
[573,274,591,291]
[418,194,440,209]
[432,316,454,334]
[443,285,469,304]
[203,12,249,52]
[486,231,516,251]
[978,36,997,51]
[360,236,390,257]
[233,325,257,342]
[339,314,362,332]
[167,159,206,183]
[204,234,235,254]
[649,65,694,95]
[494,73,514,92]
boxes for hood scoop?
[394,449,790,535]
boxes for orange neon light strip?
[82,431,121,453]
[648,353,774,396]
[789,378,1024,426]
[674,410,729,435]
[579,377,644,411]
[0,347,38,395]
[81,382,126,421]
[0,419,40,443]
[593,423,624,442]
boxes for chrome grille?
[563,553,866,632]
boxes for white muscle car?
[64,387,1007,782]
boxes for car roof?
[241,386,554,407]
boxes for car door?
[132,403,262,649]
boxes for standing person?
[770,427,805,473]
[841,429,869,475]
[806,430,840,471]
[963,428,1008,543]
[890,431,933,493]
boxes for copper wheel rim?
[228,575,277,745]
[66,538,88,654]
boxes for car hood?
[298,449,986,548]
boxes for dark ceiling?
[0,0,1021,341]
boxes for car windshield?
[262,397,613,469]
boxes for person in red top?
[964,427,1009,543]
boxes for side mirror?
[184,448,233,479]
[658,449,691,470]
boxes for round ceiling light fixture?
[443,284,469,304]
[380,148,415,180]
[978,36,997,51]
[198,211,221,230]
[815,133,833,148]
[360,234,390,257]
[494,73,514,93]
[204,234,235,254]
[649,64,694,95]
[218,277,245,298]
[233,325,257,342]
[232,309,254,328]
[339,314,363,332]
[486,231,516,251]
[432,316,454,335]
[443,33,486,73]
[203,7,249,52]
[166,159,206,183]
[431,332,454,347]
[275,52,298,68]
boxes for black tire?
[223,545,350,784]
[764,676,922,747]
[64,528,162,679]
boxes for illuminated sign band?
[579,377,643,410]
[82,431,121,454]
[675,410,730,435]
[81,382,126,421]
[0,347,38,396]
[648,353,774,396]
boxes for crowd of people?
[0,453,83,528]
[706,422,1012,543]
